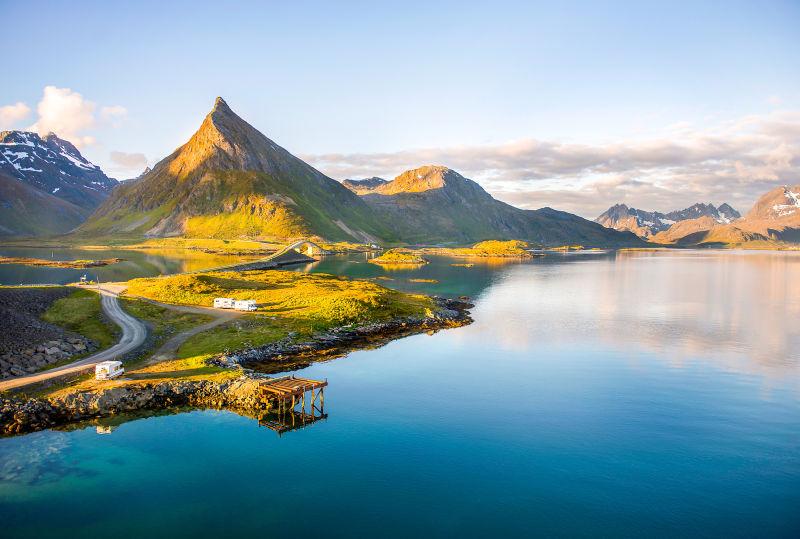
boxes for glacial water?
[1,250,799,537]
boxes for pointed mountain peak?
[210,96,234,117]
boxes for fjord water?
[0,246,254,285]
[1,251,799,537]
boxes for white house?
[213,297,236,309]
[95,361,124,380]
[234,299,257,311]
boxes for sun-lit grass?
[41,289,116,348]
[125,269,433,326]
[421,240,533,258]
[369,248,428,265]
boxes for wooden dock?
[257,375,327,434]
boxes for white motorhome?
[95,361,124,380]
[214,297,236,309]
[234,299,257,312]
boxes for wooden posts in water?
[258,376,328,435]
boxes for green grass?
[41,289,116,348]
[120,298,213,339]
[369,249,428,265]
[126,269,433,326]
[177,316,290,360]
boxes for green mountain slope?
[79,98,389,242]
[351,165,643,247]
[0,171,88,237]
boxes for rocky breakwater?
[1,337,98,379]
[215,296,474,372]
[0,376,268,436]
[0,287,100,379]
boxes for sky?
[1,0,799,218]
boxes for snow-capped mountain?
[0,130,118,237]
[0,130,117,211]
[595,202,740,238]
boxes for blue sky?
[2,0,799,216]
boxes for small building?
[95,360,124,381]
[213,297,236,309]
[234,299,257,311]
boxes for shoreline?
[0,297,473,436]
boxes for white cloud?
[9,86,129,148]
[0,102,31,129]
[29,86,97,146]
[304,110,800,218]
[109,150,148,176]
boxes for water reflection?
[462,250,800,382]
[0,247,260,285]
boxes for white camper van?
[213,297,235,309]
[95,361,124,380]
[234,299,257,312]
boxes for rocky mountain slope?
[595,202,740,239]
[79,98,389,242]
[342,177,388,194]
[354,165,643,246]
[0,131,117,236]
[649,185,800,246]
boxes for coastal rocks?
[0,287,99,379]
[212,296,474,371]
[0,376,269,436]
[0,337,97,379]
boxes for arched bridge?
[192,239,329,273]
[271,240,329,259]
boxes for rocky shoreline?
[0,297,472,436]
[215,296,473,372]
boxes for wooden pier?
[257,375,327,435]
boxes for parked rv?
[95,361,124,380]
[234,299,257,311]
[213,297,236,309]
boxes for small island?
[423,240,536,258]
[0,256,124,269]
[369,248,429,266]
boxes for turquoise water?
[1,251,799,537]
[0,247,253,285]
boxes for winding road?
[0,286,147,392]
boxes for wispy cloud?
[0,102,31,130]
[109,150,148,177]
[1,86,129,149]
[304,110,800,217]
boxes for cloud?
[28,86,97,146]
[0,102,32,129]
[0,86,130,148]
[304,110,800,218]
[109,150,148,173]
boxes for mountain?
[342,177,387,194]
[595,202,740,238]
[80,98,389,242]
[0,131,118,236]
[355,165,643,246]
[648,185,800,247]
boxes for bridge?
[195,239,330,273]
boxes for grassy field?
[41,289,116,348]
[421,240,534,258]
[126,269,433,326]
[369,248,429,265]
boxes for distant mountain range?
[2,97,795,249]
[595,202,740,239]
[78,97,641,247]
[0,131,117,236]
[597,187,800,247]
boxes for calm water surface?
[0,246,255,285]
[1,250,799,537]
